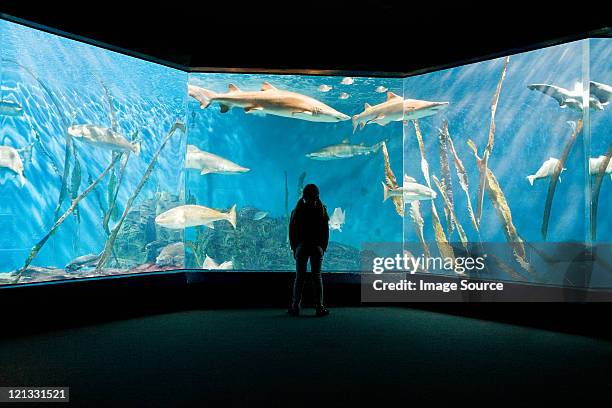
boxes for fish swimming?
[253,211,268,220]
[340,77,354,85]
[590,81,612,106]
[339,92,350,100]
[0,145,26,186]
[375,86,388,93]
[589,155,612,179]
[186,144,249,175]
[306,139,387,160]
[382,175,437,203]
[155,204,237,229]
[156,242,185,266]
[188,82,350,123]
[65,253,102,271]
[527,83,604,111]
[352,92,449,133]
[318,84,332,92]
[527,157,565,186]
[0,100,23,117]
[328,207,346,231]
[67,124,140,155]
[202,254,233,270]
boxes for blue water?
[0,18,609,286]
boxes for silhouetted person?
[288,184,330,317]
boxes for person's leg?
[310,246,328,316]
[290,244,308,313]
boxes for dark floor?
[1,307,611,406]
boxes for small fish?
[339,92,350,100]
[186,144,249,175]
[340,77,354,85]
[328,207,346,231]
[253,211,268,220]
[382,175,437,203]
[0,145,26,186]
[0,100,23,117]
[68,124,140,156]
[589,155,612,179]
[156,242,185,266]
[155,204,237,229]
[318,84,332,92]
[202,254,233,270]
[306,139,387,160]
[375,86,388,93]
[527,157,565,186]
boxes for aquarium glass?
[0,17,609,288]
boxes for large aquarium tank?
[0,17,610,289]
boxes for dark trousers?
[291,244,324,309]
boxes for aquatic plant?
[437,123,455,236]
[408,201,430,258]
[380,141,403,217]
[297,171,306,197]
[541,119,583,240]
[590,144,612,240]
[432,175,468,250]
[96,121,186,269]
[475,56,509,228]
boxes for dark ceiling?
[1,2,609,76]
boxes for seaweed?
[30,127,61,178]
[437,122,455,236]
[380,141,403,217]
[541,119,583,240]
[297,171,306,198]
[412,120,454,261]
[14,153,122,282]
[408,201,430,258]
[591,143,612,240]
[70,146,82,223]
[89,173,107,217]
[103,150,130,234]
[432,175,468,250]
[467,139,533,275]
[445,125,478,232]
[475,56,509,227]
[96,121,185,269]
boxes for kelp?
[408,201,430,258]
[297,171,306,198]
[14,154,122,282]
[475,56,510,227]
[591,143,612,240]
[30,127,61,177]
[89,173,106,217]
[467,139,533,274]
[380,141,403,217]
[96,121,185,269]
[541,119,583,240]
[437,122,455,236]
[445,124,478,231]
[432,175,468,250]
[70,146,82,223]
[412,120,454,261]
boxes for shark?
[0,145,27,186]
[202,254,233,270]
[155,204,237,230]
[186,144,250,175]
[590,81,612,107]
[0,100,24,117]
[382,175,437,203]
[527,83,605,111]
[589,155,612,179]
[68,124,140,156]
[352,92,449,133]
[527,157,566,186]
[306,139,387,160]
[188,82,350,122]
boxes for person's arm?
[320,206,329,252]
[289,209,297,253]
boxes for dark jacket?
[289,199,329,253]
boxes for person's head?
[302,184,320,205]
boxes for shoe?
[315,307,330,317]
[287,306,300,317]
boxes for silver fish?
[155,204,237,229]
[306,139,387,160]
[186,144,249,175]
[68,124,140,155]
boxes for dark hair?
[302,184,319,202]
[295,184,326,218]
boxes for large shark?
[188,82,350,122]
[186,144,250,175]
[68,124,140,156]
[589,155,612,179]
[155,204,237,229]
[352,92,448,133]
[527,83,605,111]
[306,139,387,160]
[0,145,26,186]
[590,81,612,107]
[527,157,566,186]
[382,175,437,203]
